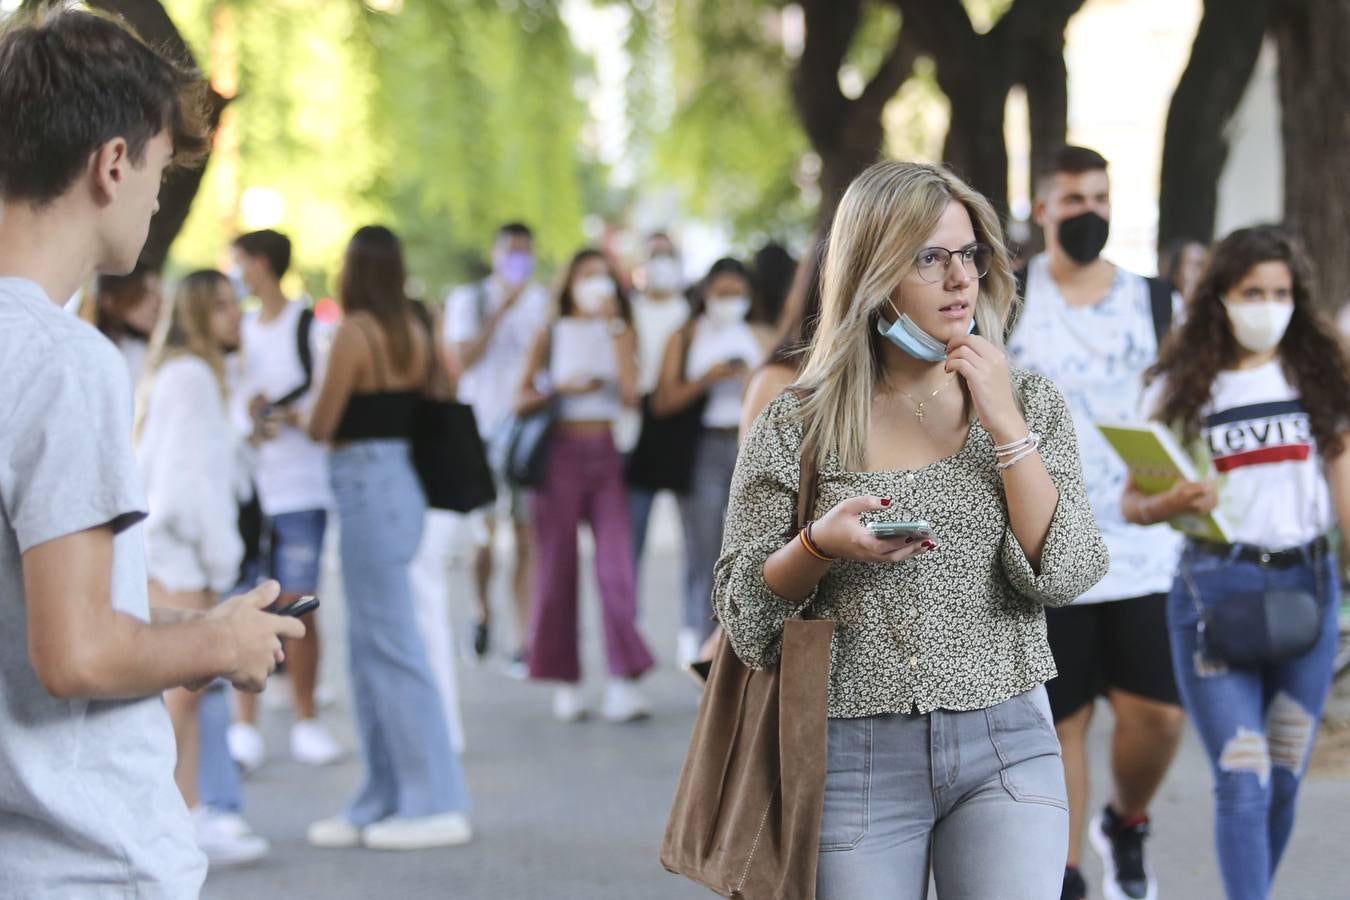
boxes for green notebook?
[1096,419,1233,543]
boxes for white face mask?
[706,295,750,326]
[644,256,681,294]
[572,275,615,314]
[1223,300,1294,354]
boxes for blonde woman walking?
[713,161,1109,899]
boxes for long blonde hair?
[144,269,230,397]
[795,161,1016,470]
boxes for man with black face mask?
[1006,146,1184,900]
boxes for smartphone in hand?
[866,520,935,542]
[276,595,320,618]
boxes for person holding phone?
[1123,226,1350,900]
[713,161,1108,899]
[653,258,775,667]
[515,249,655,723]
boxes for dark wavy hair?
[555,248,633,323]
[1146,224,1350,458]
[339,225,416,373]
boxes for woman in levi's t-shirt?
[1123,225,1350,900]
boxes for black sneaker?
[1061,866,1087,900]
[472,622,490,659]
[1089,805,1157,900]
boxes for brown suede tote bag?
[661,444,834,900]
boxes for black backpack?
[1005,267,1174,348]
[269,307,316,408]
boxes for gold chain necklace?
[896,376,956,423]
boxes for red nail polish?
[905,537,915,544]
[880,498,892,507]
[923,541,936,549]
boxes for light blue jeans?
[199,560,260,815]
[330,440,470,825]
[676,430,739,639]
[816,686,1068,899]
[1168,542,1340,900]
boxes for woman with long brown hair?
[305,225,472,851]
[515,248,655,722]
[1123,225,1350,900]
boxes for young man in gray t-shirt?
[0,11,304,896]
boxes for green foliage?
[166,0,592,299]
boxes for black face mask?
[1057,211,1109,264]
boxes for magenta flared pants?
[526,430,655,683]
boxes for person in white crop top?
[514,249,654,723]
[1124,225,1350,900]
[653,257,775,666]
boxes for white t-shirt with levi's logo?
[1152,359,1335,549]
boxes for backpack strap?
[270,306,316,408]
[1145,276,1174,348]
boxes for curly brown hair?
[1145,225,1350,458]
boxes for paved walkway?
[203,497,1350,899]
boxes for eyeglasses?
[913,242,992,284]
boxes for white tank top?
[684,317,764,429]
[549,318,623,423]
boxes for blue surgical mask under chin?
[877,310,973,362]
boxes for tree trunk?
[1273,0,1350,312]
[937,39,1014,223]
[793,0,918,228]
[83,0,226,270]
[1157,0,1268,254]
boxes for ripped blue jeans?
[1167,542,1340,900]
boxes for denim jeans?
[816,687,1068,899]
[330,440,470,825]
[198,560,261,814]
[1168,543,1340,900]
[676,430,739,639]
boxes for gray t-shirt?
[0,277,205,897]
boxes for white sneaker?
[307,815,363,849]
[601,680,651,723]
[193,808,268,868]
[676,628,701,671]
[552,685,589,723]
[362,812,472,851]
[227,722,265,774]
[290,719,344,766]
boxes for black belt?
[1188,535,1328,569]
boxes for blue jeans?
[1168,543,1340,900]
[267,509,327,594]
[816,687,1068,899]
[330,440,470,825]
[676,431,739,638]
[198,560,261,814]
[627,485,657,569]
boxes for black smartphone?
[277,595,320,618]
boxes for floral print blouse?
[712,370,1109,718]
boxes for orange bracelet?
[799,522,835,562]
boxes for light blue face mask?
[876,300,974,362]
